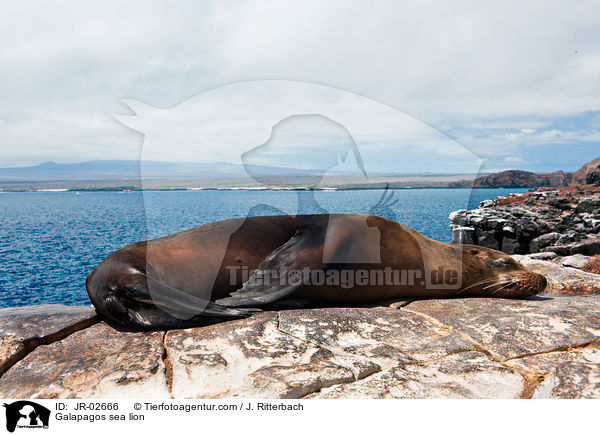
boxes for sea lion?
[85,214,547,331]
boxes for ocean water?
[0,188,528,308]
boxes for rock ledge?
[1,287,599,398]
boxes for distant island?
[449,157,600,188]
[0,157,598,192]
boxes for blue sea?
[0,188,528,308]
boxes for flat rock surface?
[277,307,474,365]
[515,343,600,398]
[0,305,98,375]
[165,312,379,399]
[0,322,168,399]
[406,296,600,361]
[0,305,97,339]
[1,294,599,399]
[310,351,524,399]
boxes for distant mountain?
[0,160,321,181]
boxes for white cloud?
[115,81,482,174]
[504,156,524,164]
[0,0,598,169]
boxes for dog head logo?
[113,80,481,317]
[3,401,50,432]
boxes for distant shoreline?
[0,185,536,193]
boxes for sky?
[0,1,599,174]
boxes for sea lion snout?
[528,272,547,294]
[491,270,547,298]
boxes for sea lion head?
[461,246,547,298]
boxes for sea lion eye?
[498,259,514,268]
[485,258,514,268]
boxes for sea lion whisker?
[462,277,498,289]
[457,277,502,294]
[491,281,516,294]
[483,280,512,290]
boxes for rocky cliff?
[573,157,600,185]
[450,185,600,255]
[1,259,600,400]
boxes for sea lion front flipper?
[216,223,326,307]
[124,272,261,318]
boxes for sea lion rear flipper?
[216,223,326,307]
